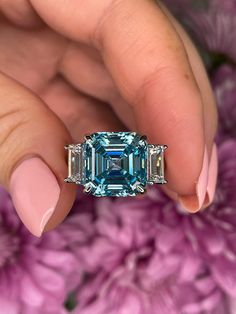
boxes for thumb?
[0,72,77,236]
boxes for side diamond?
[147,144,167,184]
[65,144,85,184]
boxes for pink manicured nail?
[204,143,218,207]
[178,145,209,212]
[9,157,60,237]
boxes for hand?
[0,0,218,236]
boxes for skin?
[0,0,217,231]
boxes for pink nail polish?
[9,157,60,237]
[178,145,209,212]
[204,143,218,206]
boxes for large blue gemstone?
[83,132,147,196]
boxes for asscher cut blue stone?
[83,132,147,197]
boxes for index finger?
[29,0,206,199]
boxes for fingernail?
[178,145,209,212]
[203,143,218,207]
[9,157,60,237]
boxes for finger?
[40,76,126,141]
[60,42,113,101]
[30,0,205,198]
[39,77,125,231]
[0,72,77,237]
[0,0,43,28]
[59,2,218,210]
[158,2,218,158]
[59,42,137,129]
[158,2,218,210]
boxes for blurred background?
[0,0,236,313]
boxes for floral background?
[0,0,236,313]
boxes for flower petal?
[20,274,44,307]
[211,255,236,297]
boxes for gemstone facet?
[65,144,84,184]
[147,145,167,184]
[83,132,147,196]
[65,132,167,197]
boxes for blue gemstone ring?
[64,132,167,197]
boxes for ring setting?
[64,132,167,197]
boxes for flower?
[0,2,234,314]
[0,187,79,314]
[58,138,236,314]
[212,65,236,140]
[163,0,236,63]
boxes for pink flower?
[59,139,236,314]
[164,0,236,62]
[0,188,79,314]
[0,3,235,313]
[212,65,236,139]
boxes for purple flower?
[211,0,236,13]
[212,65,236,139]
[0,188,79,314]
[59,139,236,314]
[164,0,236,62]
[0,3,234,313]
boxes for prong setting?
[139,135,147,147]
[64,178,73,183]
[161,179,168,184]
[64,144,74,150]
[136,185,146,194]
[83,184,93,194]
[84,134,93,141]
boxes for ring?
[64,132,167,197]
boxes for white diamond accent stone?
[65,144,84,183]
[147,145,167,184]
